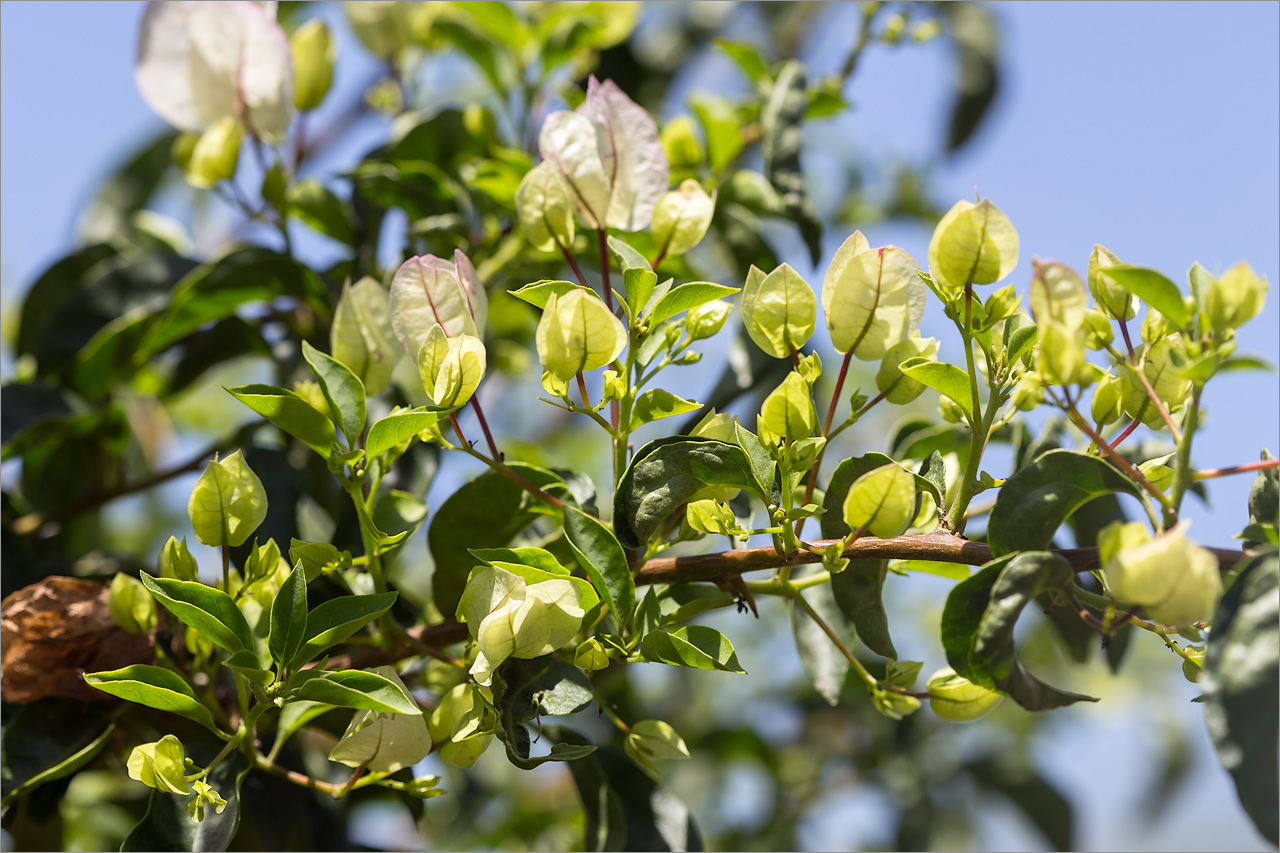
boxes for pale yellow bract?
[928,199,1019,297]
[187,450,268,548]
[1100,521,1222,626]
[823,237,925,359]
[536,290,627,381]
[332,277,400,396]
[461,567,585,686]
[329,667,431,773]
[842,463,917,539]
[925,666,1003,722]
[515,160,576,252]
[740,263,816,358]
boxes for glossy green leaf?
[649,282,739,323]
[830,560,897,659]
[630,389,701,429]
[294,669,421,715]
[508,279,589,309]
[226,384,335,458]
[614,437,768,550]
[295,591,398,666]
[790,581,854,704]
[898,358,974,415]
[1202,550,1279,845]
[0,700,116,806]
[563,505,635,628]
[366,406,455,458]
[82,665,220,733]
[640,626,745,673]
[607,235,658,315]
[987,449,1142,556]
[1099,264,1191,329]
[139,574,253,654]
[268,562,308,670]
[301,340,366,448]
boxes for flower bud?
[1030,261,1090,385]
[1205,262,1268,334]
[515,161,576,252]
[291,19,335,111]
[652,180,715,258]
[927,199,1019,298]
[574,638,611,671]
[332,277,400,396]
[926,666,1003,722]
[1010,371,1045,412]
[1082,308,1114,350]
[127,735,190,795]
[601,370,626,403]
[460,567,584,685]
[824,237,926,359]
[1100,521,1222,626]
[158,535,199,582]
[686,499,738,536]
[843,463,917,539]
[417,326,486,408]
[1091,372,1125,426]
[183,116,244,189]
[625,720,690,772]
[188,779,227,823]
[1087,244,1137,321]
[1121,336,1191,427]
[390,251,488,350]
[759,373,817,444]
[939,396,965,424]
[876,336,940,404]
[428,683,495,768]
[741,263,817,358]
[329,667,431,773]
[686,299,733,340]
[108,573,157,635]
[535,290,627,381]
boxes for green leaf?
[1244,451,1279,550]
[508,279,589,309]
[0,699,116,807]
[889,559,971,580]
[563,738,627,852]
[121,735,251,853]
[1099,264,1191,329]
[987,449,1142,556]
[735,422,779,503]
[942,553,1099,711]
[607,236,658,316]
[648,282,740,323]
[223,650,273,687]
[226,384,335,458]
[295,591,398,666]
[286,179,354,244]
[1006,322,1038,365]
[471,546,569,576]
[1202,550,1278,845]
[273,701,334,754]
[82,665,220,733]
[691,95,743,174]
[762,61,822,266]
[139,574,253,654]
[716,39,770,85]
[294,669,421,715]
[366,406,455,458]
[493,656,596,769]
[429,462,569,616]
[640,626,745,673]
[898,358,974,415]
[614,437,768,550]
[268,562,308,670]
[301,341,366,448]
[830,560,897,659]
[630,389,702,429]
[821,453,940,539]
[563,505,635,628]
[288,539,352,583]
[790,581,854,704]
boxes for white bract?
[417,325,486,408]
[539,77,669,231]
[927,199,1019,298]
[136,1,294,144]
[329,667,432,773]
[460,567,584,686]
[823,234,926,360]
[1100,521,1223,626]
[389,251,488,353]
[535,290,627,381]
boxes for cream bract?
[1100,521,1223,626]
[927,199,1019,297]
[535,290,627,381]
[740,263,816,358]
[389,251,488,352]
[823,239,925,359]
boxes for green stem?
[188,701,269,782]
[1165,383,1203,527]
[791,586,877,689]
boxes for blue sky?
[1,2,1276,851]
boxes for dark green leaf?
[1099,264,1191,329]
[268,562,308,670]
[1202,549,1279,845]
[138,575,253,654]
[563,505,635,628]
[640,626,745,673]
[1,700,116,806]
[286,179,355,244]
[121,737,251,853]
[966,756,1074,850]
[987,449,1142,556]
[301,341,366,448]
[82,665,220,733]
[493,656,596,769]
[295,592,398,665]
[943,3,1000,153]
[790,581,854,704]
[614,437,768,550]
[225,384,336,458]
[762,61,822,265]
[1245,451,1279,550]
[428,462,568,615]
[830,560,897,659]
[648,282,739,323]
[294,669,420,715]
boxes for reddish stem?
[560,242,589,288]
[1195,458,1280,481]
[469,397,502,460]
[597,229,614,310]
[1108,417,1141,451]
[1118,319,1136,359]
[822,351,855,437]
[576,372,592,410]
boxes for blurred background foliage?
[0,2,1268,851]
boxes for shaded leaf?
[295,591,397,666]
[121,738,251,853]
[268,562,308,670]
[640,626,745,673]
[790,581,853,704]
[301,340,366,448]
[830,560,897,659]
[138,575,252,654]
[563,505,635,628]
[294,669,420,715]
[762,61,821,265]
[1,699,116,806]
